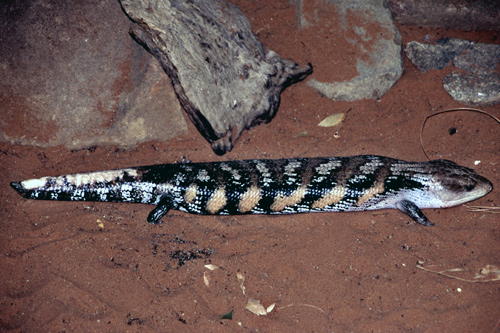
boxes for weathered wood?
[387,0,500,31]
[120,0,312,155]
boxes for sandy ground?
[1,1,500,331]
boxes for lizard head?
[430,159,493,207]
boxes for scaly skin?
[10,155,493,226]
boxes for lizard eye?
[464,184,475,192]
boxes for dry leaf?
[203,271,210,287]
[317,113,345,127]
[293,131,309,138]
[245,298,267,316]
[266,303,276,313]
[244,298,275,316]
[237,272,246,295]
[96,219,104,229]
[204,264,219,271]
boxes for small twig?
[420,107,500,160]
[467,206,500,213]
[416,264,500,283]
[278,303,327,314]
[493,317,500,333]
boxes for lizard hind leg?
[147,195,174,224]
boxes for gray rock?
[405,38,500,106]
[120,0,312,155]
[404,40,468,72]
[290,0,403,101]
[450,41,500,74]
[443,73,500,107]
[0,0,187,150]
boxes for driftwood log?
[120,0,312,155]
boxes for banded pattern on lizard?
[10,155,493,226]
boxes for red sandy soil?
[1,1,499,331]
